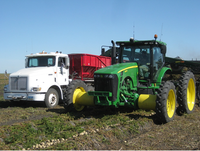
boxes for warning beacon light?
[154,34,158,40]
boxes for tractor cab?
[115,35,166,83]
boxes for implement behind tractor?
[63,34,199,123]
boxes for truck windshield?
[28,56,55,67]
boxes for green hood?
[95,62,138,74]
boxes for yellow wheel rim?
[73,87,85,111]
[187,78,195,111]
[167,89,176,118]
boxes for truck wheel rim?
[49,93,57,106]
[167,89,176,118]
[187,79,195,111]
[73,87,85,111]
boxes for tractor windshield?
[120,46,150,64]
[120,45,164,80]
[28,56,56,67]
[120,46,150,78]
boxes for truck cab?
[4,51,70,108]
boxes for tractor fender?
[156,67,171,84]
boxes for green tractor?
[63,35,197,123]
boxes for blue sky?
[1,0,200,73]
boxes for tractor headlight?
[104,74,109,78]
[108,75,113,79]
[94,74,113,79]
[94,74,101,78]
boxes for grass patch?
[0,73,9,101]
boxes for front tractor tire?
[63,80,88,112]
[45,88,59,108]
[156,81,177,123]
[177,71,196,114]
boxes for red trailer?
[68,53,111,81]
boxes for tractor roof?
[116,39,166,46]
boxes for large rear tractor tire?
[63,80,88,112]
[45,88,59,108]
[177,71,196,114]
[156,81,177,123]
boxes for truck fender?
[47,83,63,100]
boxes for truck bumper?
[4,92,46,101]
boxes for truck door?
[56,57,69,85]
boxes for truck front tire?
[45,88,59,108]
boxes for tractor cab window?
[152,47,164,80]
[137,47,150,79]
[120,46,150,79]
[121,47,132,62]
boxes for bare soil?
[0,100,200,150]
[64,105,200,150]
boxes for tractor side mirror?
[161,45,166,54]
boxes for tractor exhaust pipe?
[111,40,116,65]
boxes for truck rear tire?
[45,88,59,108]
[177,71,196,114]
[156,81,176,123]
[63,80,88,112]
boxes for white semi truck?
[4,51,70,108]
[3,51,111,108]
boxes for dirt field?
[1,73,200,150]
[0,99,200,150]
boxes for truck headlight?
[4,86,7,92]
[32,87,41,92]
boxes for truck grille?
[94,74,118,101]
[10,77,27,91]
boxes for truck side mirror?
[65,56,70,69]
[25,58,28,68]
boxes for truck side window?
[48,58,55,66]
[58,57,66,68]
